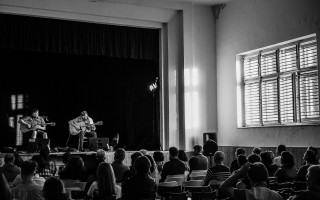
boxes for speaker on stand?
[203,132,218,167]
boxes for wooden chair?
[191,191,216,200]
[185,186,212,199]
[65,187,82,199]
[61,179,81,188]
[165,174,186,185]
[190,170,207,176]
[73,182,87,190]
[184,180,205,187]
[163,192,188,200]
[190,175,206,181]
[157,182,182,200]
[71,190,87,200]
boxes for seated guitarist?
[69,111,97,152]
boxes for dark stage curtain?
[0,14,160,151]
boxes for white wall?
[0,0,218,150]
[216,0,320,147]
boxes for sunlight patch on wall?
[185,68,199,129]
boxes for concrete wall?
[216,0,320,147]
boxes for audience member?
[87,162,121,200]
[13,152,23,168]
[306,146,319,164]
[58,152,71,175]
[189,144,208,173]
[0,171,11,200]
[297,150,318,182]
[122,151,143,182]
[274,144,287,167]
[274,151,297,183]
[289,165,320,200]
[231,154,247,175]
[122,156,157,200]
[43,177,69,200]
[153,151,165,174]
[111,148,130,184]
[204,151,230,186]
[252,147,262,155]
[178,149,190,171]
[11,160,44,200]
[260,151,278,177]
[145,154,160,184]
[0,153,21,183]
[220,162,283,200]
[160,147,186,182]
[236,153,261,189]
[230,148,245,173]
[37,147,57,178]
[59,155,85,181]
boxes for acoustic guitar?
[69,121,103,135]
[20,122,56,133]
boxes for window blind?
[244,81,260,126]
[262,78,279,124]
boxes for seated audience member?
[236,153,261,189]
[252,147,262,155]
[153,151,165,174]
[289,165,320,200]
[122,151,144,182]
[59,155,86,181]
[122,156,157,200]
[43,177,69,200]
[145,154,160,184]
[204,151,231,186]
[58,152,71,176]
[178,149,190,172]
[189,144,208,173]
[274,144,286,167]
[297,150,318,182]
[0,153,21,183]
[231,154,248,175]
[274,151,297,183]
[11,160,44,200]
[260,151,278,177]
[160,147,186,182]
[0,171,11,200]
[220,162,283,200]
[230,148,246,173]
[85,150,107,192]
[306,146,319,164]
[87,162,121,200]
[111,148,130,184]
[37,147,57,179]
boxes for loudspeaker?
[203,132,218,157]
[89,138,109,151]
[203,132,217,145]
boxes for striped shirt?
[204,164,231,186]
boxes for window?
[237,34,319,127]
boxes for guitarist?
[68,111,97,152]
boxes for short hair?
[134,156,151,174]
[178,150,188,162]
[308,165,320,186]
[307,146,318,156]
[193,144,203,152]
[236,148,245,156]
[281,151,295,168]
[213,151,225,163]
[237,154,248,167]
[169,147,179,157]
[21,160,37,176]
[247,153,261,164]
[252,147,262,155]
[32,108,39,114]
[131,152,143,166]
[96,149,107,160]
[43,177,64,200]
[4,154,15,163]
[304,150,318,165]
[248,162,269,183]
[260,151,273,165]
[62,152,71,164]
[277,144,287,155]
[114,148,126,161]
[153,151,164,162]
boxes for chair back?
[164,192,188,200]
[62,179,81,188]
[165,174,186,185]
[65,187,81,199]
[157,185,182,200]
[73,182,87,190]
[190,170,207,176]
[71,190,87,200]
[191,191,216,200]
[190,175,206,181]
[184,180,204,187]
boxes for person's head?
[43,177,65,200]
[303,150,318,165]
[130,152,143,166]
[260,151,273,166]
[237,154,248,167]
[213,151,225,164]
[31,108,39,118]
[178,150,188,162]
[247,153,261,164]
[248,162,269,185]
[80,111,88,120]
[134,155,151,174]
[65,155,84,172]
[140,149,148,156]
[96,162,116,197]
[276,144,286,156]
[252,147,262,155]
[62,152,71,164]
[193,144,203,154]
[96,149,107,161]
[0,171,11,200]
[4,153,15,164]
[153,151,164,163]
[114,148,126,162]
[281,151,295,168]
[21,160,38,179]
[169,147,179,158]
[145,154,156,173]
[307,146,318,156]
[235,148,245,157]
[306,165,320,191]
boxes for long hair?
[43,177,66,200]
[96,163,116,198]
[0,172,11,200]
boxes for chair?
[157,182,182,200]
[184,180,205,187]
[73,182,87,190]
[163,192,188,200]
[62,179,81,188]
[71,190,87,200]
[185,186,212,199]
[190,170,207,176]
[190,175,206,181]
[191,191,216,200]
[165,174,186,185]
[65,187,82,199]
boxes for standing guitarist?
[69,111,97,152]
